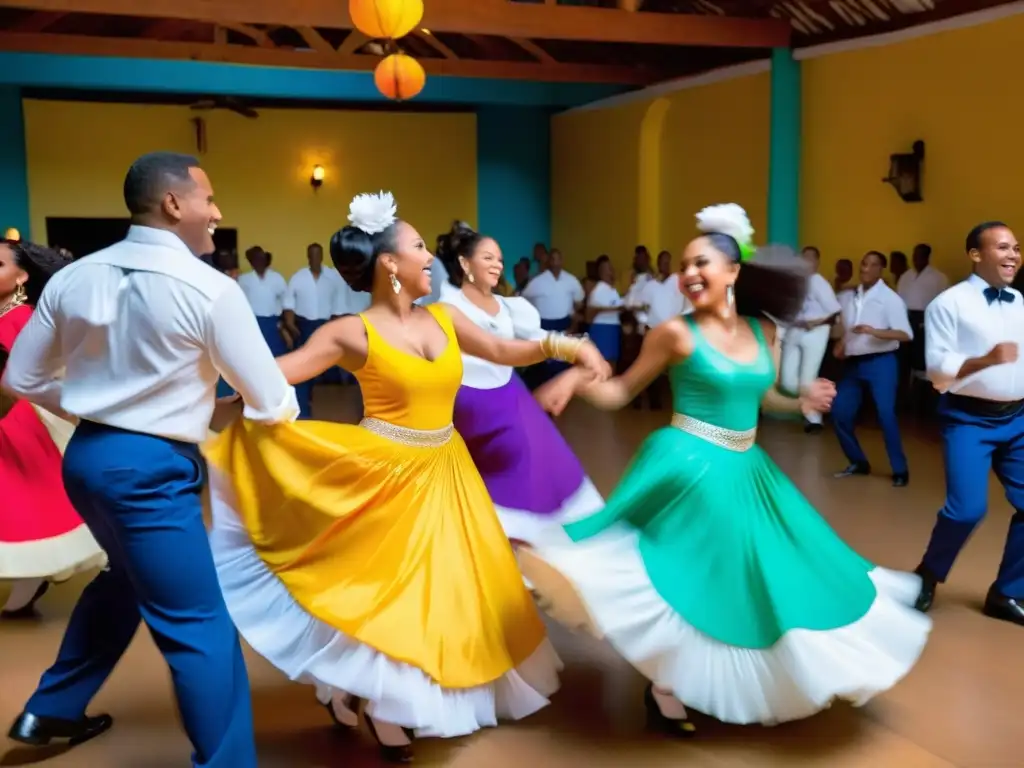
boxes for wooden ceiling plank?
[0,31,658,84]
[295,26,333,53]
[218,21,272,47]
[337,30,367,55]
[414,30,457,59]
[0,0,792,47]
[511,38,556,64]
[10,10,63,31]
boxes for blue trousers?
[255,314,287,358]
[27,422,256,767]
[294,316,326,418]
[921,397,1024,597]
[831,351,908,475]
[588,323,621,364]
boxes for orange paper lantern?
[374,53,426,101]
[349,0,424,40]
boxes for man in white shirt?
[897,243,949,374]
[283,243,340,417]
[628,249,687,409]
[781,246,842,434]
[831,250,913,487]
[521,248,584,382]
[914,222,1024,627]
[237,246,290,356]
[2,152,297,764]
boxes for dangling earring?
[389,273,401,294]
[725,284,735,313]
[467,272,475,284]
[10,282,27,308]
[460,259,474,284]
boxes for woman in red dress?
[0,239,105,617]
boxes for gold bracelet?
[541,332,585,364]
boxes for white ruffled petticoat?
[523,517,933,726]
[497,478,604,549]
[207,467,562,738]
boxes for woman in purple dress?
[436,222,603,548]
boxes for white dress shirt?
[588,281,624,326]
[838,281,913,357]
[925,274,1024,401]
[287,266,341,320]
[624,272,654,325]
[332,280,371,316]
[521,270,585,320]
[2,226,298,444]
[794,273,842,325]
[897,265,949,312]
[237,268,290,317]
[441,283,546,389]
[645,277,691,328]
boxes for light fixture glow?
[3,227,20,241]
[310,165,325,190]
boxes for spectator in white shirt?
[913,221,1024,626]
[888,249,909,288]
[897,243,949,374]
[521,248,584,382]
[831,250,913,487]
[1,152,296,764]
[237,246,290,357]
[283,243,341,417]
[781,246,841,433]
[629,249,687,409]
[587,255,624,364]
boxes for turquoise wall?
[0,87,29,239]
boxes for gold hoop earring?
[389,273,401,294]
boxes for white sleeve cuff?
[241,385,301,424]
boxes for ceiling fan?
[189,96,259,119]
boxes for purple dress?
[443,286,603,545]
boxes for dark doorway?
[45,217,238,260]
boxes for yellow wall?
[550,73,770,283]
[801,13,1024,281]
[23,100,477,276]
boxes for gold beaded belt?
[359,417,454,448]
[670,413,756,452]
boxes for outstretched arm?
[275,315,368,385]
[443,302,610,379]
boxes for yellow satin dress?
[204,304,547,690]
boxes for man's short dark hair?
[802,245,820,259]
[966,222,1007,252]
[308,242,323,252]
[123,152,201,215]
[865,250,888,268]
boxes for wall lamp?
[310,165,325,191]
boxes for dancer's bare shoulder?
[647,315,698,362]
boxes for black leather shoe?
[804,423,823,435]
[892,473,909,488]
[982,587,1024,627]
[914,565,937,613]
[833,463,870,478]
[8,711,113,747]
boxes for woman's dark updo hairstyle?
[4,239,72,307]
[435,220,485,288]
[329,222,399,292]
[703,232,809,323]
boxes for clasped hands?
[800,378,836,417]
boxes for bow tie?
[984,287,1015,305]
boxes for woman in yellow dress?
[205,192,609,763]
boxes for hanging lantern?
[374,53,426,101]
[350,0,424,40]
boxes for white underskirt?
[496,478,602,549]
[526,520,933,725]
[207,467,562,738]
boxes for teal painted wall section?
[476,106,551,274]
[0,53,628,109]
[767,47,801,249]
[0,86,30,240]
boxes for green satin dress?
[530,315,931,724]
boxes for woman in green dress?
[522,204,932,732]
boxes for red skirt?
[0,401,104,579]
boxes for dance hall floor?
[2,386,1020,768]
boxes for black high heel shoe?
[644,684,696,738]
[363,711,414,763]
[322,693,359,733]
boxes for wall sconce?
[3,227,20,242]
[310,165,325,191]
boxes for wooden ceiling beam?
[0,31,659,85]
[0,0,792,47]
[9,10,63,31]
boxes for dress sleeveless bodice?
[668,316,776,432]
[354,303,463,431]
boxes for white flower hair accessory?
[348,191,397,235]
[696,203,756,260]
